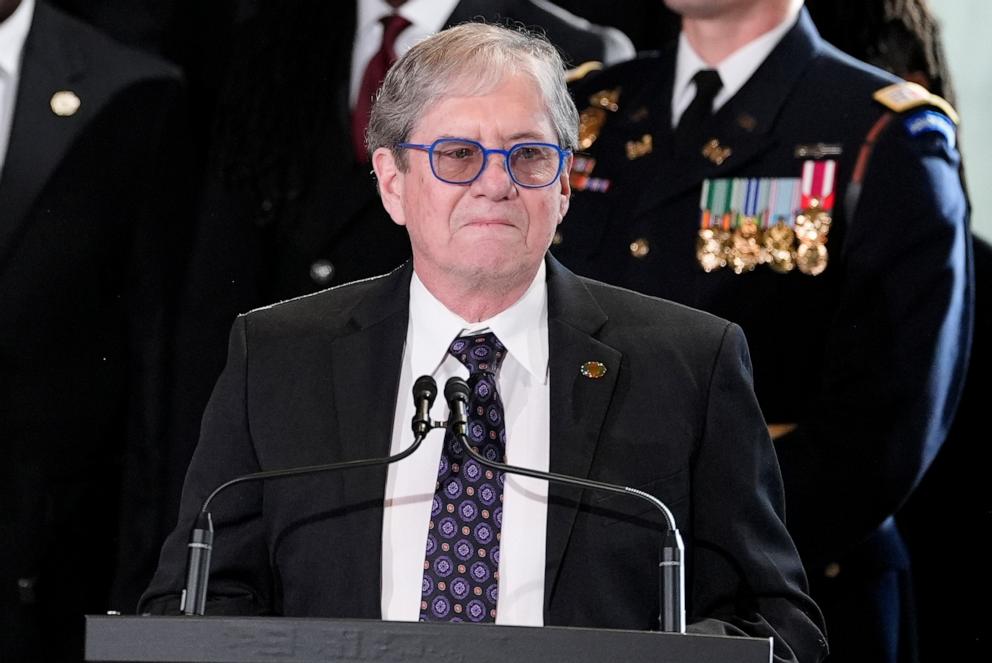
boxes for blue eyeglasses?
[396,138,570,189]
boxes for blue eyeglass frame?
[396,138,571,189]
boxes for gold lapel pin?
[50,90,81,117]
[625,133,653,160]
[736,113,757,132]
[580,361,608,379]
[702,138,732,165]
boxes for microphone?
[180,376,441,615]
[411,374,438,436]
[443,376,470,436]
[444,376,686,633]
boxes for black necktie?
[674,69,723,155]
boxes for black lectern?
[85,616,772,663]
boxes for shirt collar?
[357,0,458,34]
[0,0,34,77]
[408,261,549,383]
[673,0,801,114]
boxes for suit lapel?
[0,3,92,271]
[543,258,621,611]
[327,263,412,616]
[631,9,823,218]
[329,267,411,461]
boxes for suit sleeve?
[687,323,828,663]
[773,111,973,561]
[139,315,275,615]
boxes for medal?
[795,160,836,275]
[697,227,727,272]
[696,179,729,271]
[729,179,764,274]
[761,178,799,273]
[731,216,763,274]
[796,242,828,276]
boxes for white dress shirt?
[671,0,802,127]
[350,0,459,109]
[382,262,551,625]
[0,0,34,178]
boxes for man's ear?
[372,147,406,226]
[557,153,572,222]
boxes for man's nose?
[472,152,515,197]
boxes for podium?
[85,615,772,663]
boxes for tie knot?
[380,14,411,52]
[691,69,723,100]
[449,332,506,376]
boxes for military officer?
[552,1,973,661]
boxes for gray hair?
[367,22,579,168]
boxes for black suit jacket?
[553,8,972,661]
[160,0,635,611]
[0,2,187,660]
[143,258,827,663]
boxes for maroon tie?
[352,14,411,163]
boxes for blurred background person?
[0,0,189,660]
[553,1,972,661]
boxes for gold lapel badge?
[578,87,621,150]
[580,361,608,379]
[702,139,731,165]
[625,133,653,160]
[50,91,81,117]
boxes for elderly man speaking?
[141,23,826,663]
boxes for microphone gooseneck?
[443,376,686,633]
[181,375,444,615]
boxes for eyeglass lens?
[431,140,560,187]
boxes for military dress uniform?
[553,9,972,663]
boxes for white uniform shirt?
[0,0,34,178]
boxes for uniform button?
[552,230,563,245]
[254,198,275,227]
[823,562,841,578]
[629,238,650,258]
[17,577,38,604]
[310,259,335,285]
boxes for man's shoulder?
[805,40,899,98]
[242,267,408,337]
[570,50,667,99]
[806,44,960,151]
[36,1,181,87]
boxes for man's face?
[374,73,571,291]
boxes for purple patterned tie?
[420,332,507,622]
